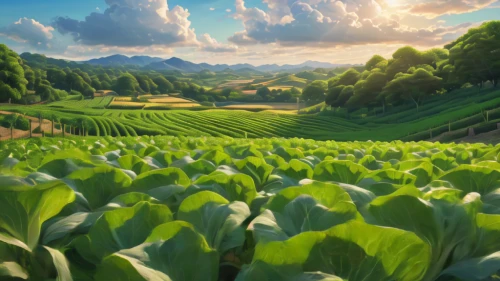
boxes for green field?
[1,136,500,280]
[1,87,500,143]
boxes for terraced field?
[1,87,500,143]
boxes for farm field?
[109,95,201,109]
[221,102,298,110]
[1,136,500,280]
[1,87,499,143]
[49,96,114,109]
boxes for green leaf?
[439,164,500,195]
[95,221,218,281]
[67,167,133,210]
[116,155,154,175]
[132,168,190,191]
[0,181,75,251]
[250,181,360,243]
[234,156,274,191]
[0,262,28,280]
[171,157,216,179]
[313,160,368,184]
[239,221,430,281]
[191,172,257,206]
[85,202,173,260]
[43,246,73,281]
[440,251,500,281]
[177,191,251,253]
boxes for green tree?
[153,76,174,94]
[382,69,442,111]
[346,72,388,111]
[0,44,28,102]
[256,87,272,100]
[446,21,500,87]
[365,55,387,71]
[302,80,327,103]
[114,73,141,96]
[328,68,360,88]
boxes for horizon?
[0,0,500,65]
[33,52,362,67]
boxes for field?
[1,87,500,143]
[49,96,114,109]
[252,74,308,88]
[1,136,499,280]
[109,95,201,109]
[222,103,299,110]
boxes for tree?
[0,44,28,102]
[302,80,327,103]
[382,69,442,111]
[347,72,388,111]
[365,55,387,71]
[114,73,141,96]
[256,87,272,100]
[328,68,360,88]
[385,46,436,80]
[153,76,174,94]
[446,21,500,87]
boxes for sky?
[0,0,499,65]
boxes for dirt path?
[0,111,68,141]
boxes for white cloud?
[226,9,232,12]
[96,7,100,11]
[210,7,215,11]
[228,0,476,47]
[0,18,55,49]
[53,0,198,47]
[199,33,238,53]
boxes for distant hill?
[84,54,164,66]
[145,57,353,73]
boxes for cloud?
[0,18,54,49]
[210,7,215,11]
[406,0,498,18]
[96,7,100,10]
[226,9,232,12]
[199,34,238,53]
[229,0,476,47]
[53,0,197,47]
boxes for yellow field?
[110,100,201,108]
[242,90,257,95]
[144,103,201,108]
[114,97,132,102]
[219,80,254,88]
[110,101,144,106]
[94,90,117,97]
[145,96,193,103]
[222,103,298,110]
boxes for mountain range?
[84,54,164,67]
[82,55,353,73]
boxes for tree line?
[300,21,500,112]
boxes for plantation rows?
[84,110,367,140]
[49,97,114,109]
[1,136,500,280]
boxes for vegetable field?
[1,136,500,280]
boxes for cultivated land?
[2,87,500,143]
[1,136,500,280]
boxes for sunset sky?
[0,0,499,65]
